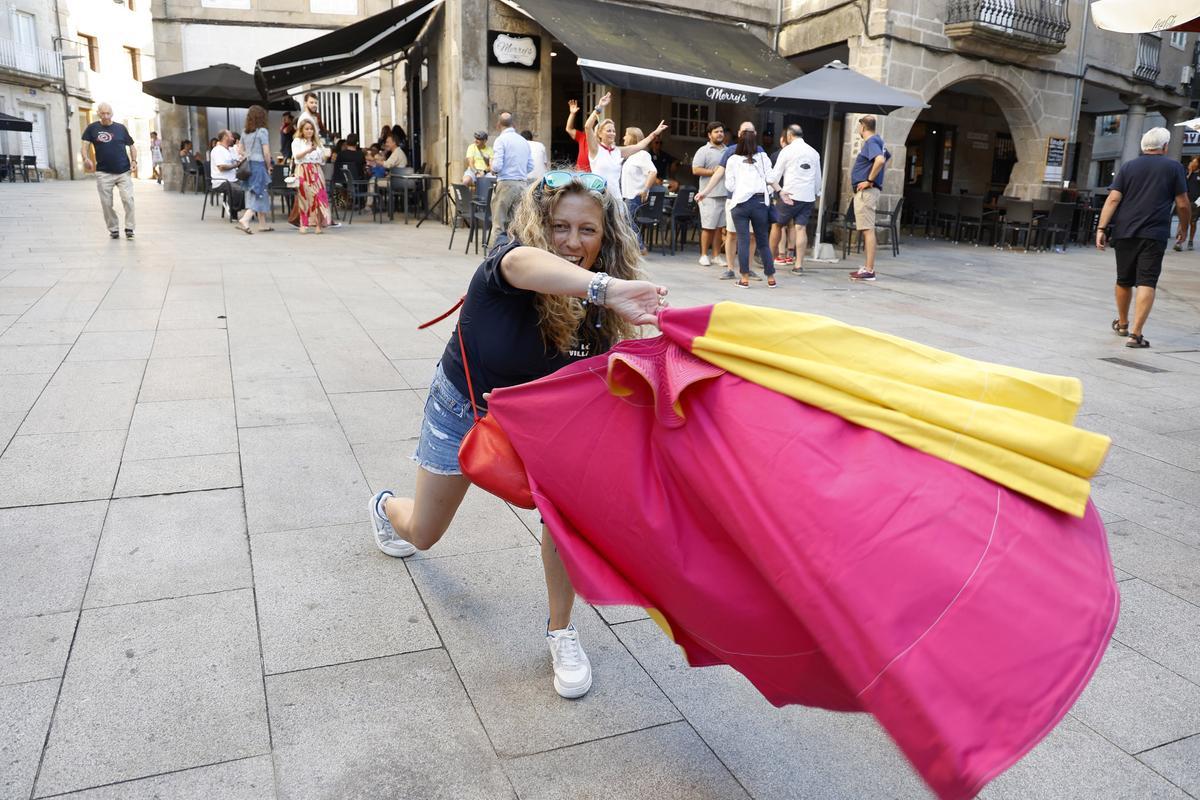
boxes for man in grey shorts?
[691,121,727,268]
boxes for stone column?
[1072,114,1096,188]
[152,19,187,191]
[1165,106,1189,162]
[1120,98,1148,165]
[436,0,487,186]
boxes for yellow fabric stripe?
[694,303,1110,517]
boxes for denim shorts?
[411,363,476,475]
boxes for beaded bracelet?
[586,272,611,307]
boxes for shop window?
[670,101,712,140]
[1097,115,1121,136]
[124,47,140,81]
[1097,159,1116,187]
[1171,31,1188,50]
[584,82,602,117]
[80,34,99,72]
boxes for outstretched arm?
[618,121,668,159]
[584,92,611,159]
[565,99,579,137]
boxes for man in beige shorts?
[848,115,891,281]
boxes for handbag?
[236,161,251,182]
[418,298,536,509]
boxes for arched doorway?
[903,80,1021,203]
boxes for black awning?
[255,0,442,98]
[501,0,798,104]
[142,64,296,110]
[0,111,32,132]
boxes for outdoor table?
[376,173,444,224]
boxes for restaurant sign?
[1043,135,1067,183]
[489,32,541,70]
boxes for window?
[669,101,712,140]
[1096,160,1116,187]
[1171,31,1188,50]
[124,46,140,80]
[80,34,99,71]
[1097,114,1122,136]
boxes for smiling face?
[549,192,605,271]
[599,121,616,146]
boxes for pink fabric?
[487,334,1118,800]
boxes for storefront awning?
[500,0,799,104]
[255,0,442,98]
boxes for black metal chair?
[634,187,669,254]
[841,196,903,258]
[932,193,959,239]
[449,183,476,251]
[953,195,987,245]
[21,155,38,182]
[997,200,1035,251]
[201,173,240,222]
[338,165,377,224]
[906,191,934,237]
[470,176,496,253]
[1036,202,1076,252]
[0,155,10,183]
[268,167,295,222]
[666,187,699,254]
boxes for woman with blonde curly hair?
[368,171,667,699]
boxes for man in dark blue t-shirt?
[1096,127,1189,348]
[81,102,137,240]
[848,115,891,281]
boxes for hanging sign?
[488,32,541,70]
[1043,136,1067,183]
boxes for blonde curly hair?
[507,176,643,355]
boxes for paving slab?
[266,650,514,800]
[112,452,242,497]
[233,376,336,428]
[612,618,928,800]
[35,590,269,797]
[82,308,161,333]
[0,429,126,507]
[1091,475,1200,549]
[84,489,251,608]
[65,331,155,362]
[0,678,59,800]
[150,328,229,360]
[0,371,51,414]
[46,756,276,800]
[239,421,368,534]
[0,611,76,686]
[1106,520,1200,604]
[0,320,85,346]
[1139,734,1200,797]
[251,522,439,674]
[0,501,108,618]
[408,547,679,757]
[390,356,438,389]
[1113,579,1200,685]
[505,722,750,800]
[122,398,237,461]
[0,343,70,374]
[19,360,144,435]
[328,388,426,444]
[138,355,233,401]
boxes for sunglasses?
[541,170,607,192]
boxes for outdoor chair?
[1076,194,1106,245]
[1036,202,1075,252]
[22,155,38,182]
[469,177,496,253]
[201,173,239,222]
[268,167,295,222]
[906,191,934,237]
[932,193,959,240]
[386,167,424,223]
[997,200,1035,251]
[338,165,378,224]
[666,187,699,254]
[179,156,194,193]
[448,183,476,251]
[8,154,22,183]
[843,196,902,258]
[0,156,10,183]
[634,187,669,255]
[953,195,987,245]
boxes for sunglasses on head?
[541,170,607,193]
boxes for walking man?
[771,123,822,274]
[81,102,137,240]
[848,115,891,281]
[489,111,533,246]
[691,121,727,268]
[1096,127,1189,349]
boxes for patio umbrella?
[0,111,32,132]
[757,60,927,261]
[1090,0,1200,32]
[141,63,297,110]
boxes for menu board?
[1044,136,1066,183]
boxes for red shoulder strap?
[418,295,481,423]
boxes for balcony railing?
[1134,33,1162,83]
[945,0,1070,51]
[0,38,65,79]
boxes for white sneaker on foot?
[369,490,417,557]
[546,624,592,698]
[698,254,712,266]
[714,255,728,268]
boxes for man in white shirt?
[209,129,245,218]
[522,130,548,181]
[770,124,822,274]
[621,127,657,255]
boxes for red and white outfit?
[590,143,623,195]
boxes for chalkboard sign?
[1044,136,1066,183]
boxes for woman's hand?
[598,92,612,108]
[568,99,579,114]
[652,120,668,137]
[606,279,668,327]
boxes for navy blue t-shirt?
[719,143,764,168]
[851,134,890,188]
[81,122,133,174]
[440,237,609,410]
[1109,155,1187,242]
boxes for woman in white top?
[724,129,784,288]
[584,91,666,195]
[291,119,331,234]
[619,127,657,254]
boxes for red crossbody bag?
[418,298,536,509]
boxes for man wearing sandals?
[1096,127,1190,349]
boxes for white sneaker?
[714,255,728,268]
[698,254,712,267]
[546,624,592,698]
[369,490,417,558]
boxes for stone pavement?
[1,180,1199,800]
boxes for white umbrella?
[1090,0,1200,33]
[1173,117,1200,132]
